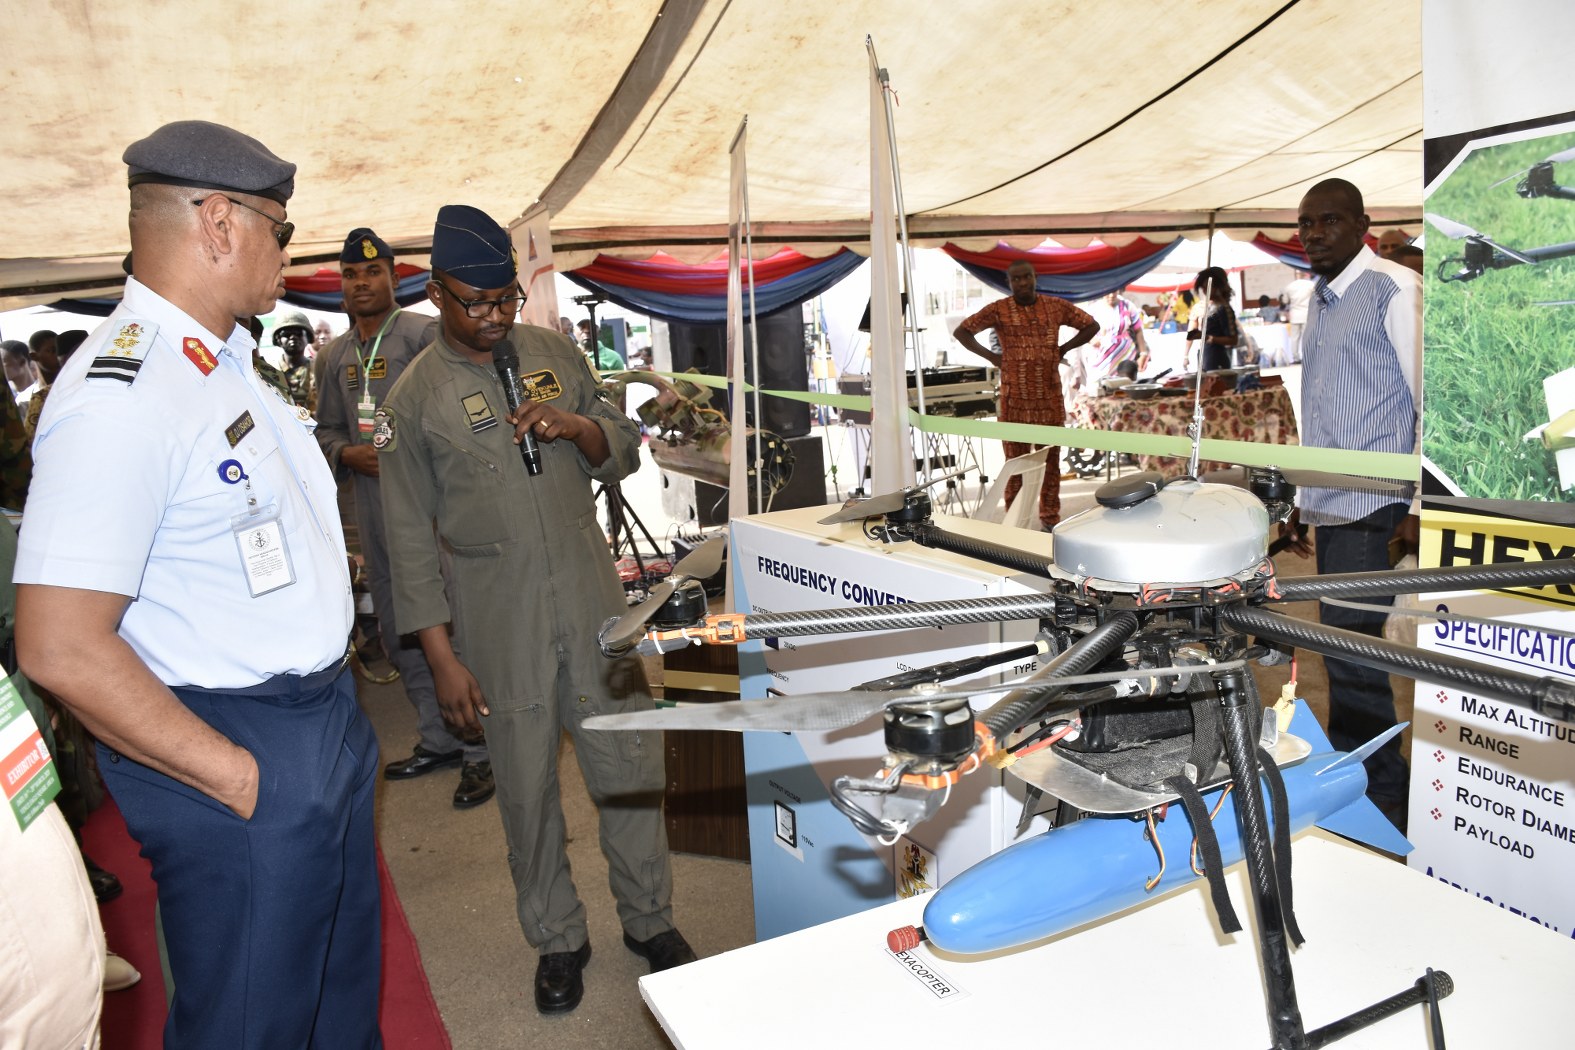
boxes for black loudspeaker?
[667,311,810,438]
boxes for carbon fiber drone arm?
[642,592,1062,646]
[906,523,1058,579]
[976,612,1142,740]
[1222,605,1575,721]
[1268,558,1575,603]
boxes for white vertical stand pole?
[866,37,915,495]
[726,118,752,511]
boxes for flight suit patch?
[345,363,359,391]
[521,369,561,403]
[366,358,388,380]
[462,391,497,433]
[372,408,396,451]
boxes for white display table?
[641,829,1573,1048]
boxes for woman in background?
[1189,266,1239,372]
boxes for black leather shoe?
[535,942,591,1014]
[84,854,122,904]
[383,745,463,781]
[452,761,495,808]
[623,929,697,972]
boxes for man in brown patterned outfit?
[953,260,1098,529]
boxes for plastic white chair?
[975,447,1051,530]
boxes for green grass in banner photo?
[1425,128,1575,502]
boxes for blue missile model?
[917,710,1410,956]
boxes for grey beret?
[124,120,296,204]
[431,205,517,289]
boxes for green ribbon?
[609,369,1421,481]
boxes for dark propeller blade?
[596,535,726,653]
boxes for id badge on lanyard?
[232,501,297,597]
[356,310,399,438]
[222,456,296,597]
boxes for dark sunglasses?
[192,195,294,249]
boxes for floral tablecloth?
[1071,385,1299,474]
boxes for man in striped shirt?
[1281,177,1421,829]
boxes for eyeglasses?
[434,279,526,319]
[192,195,294,249]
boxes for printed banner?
[511,203,559,331]
[1411,1,1575,934]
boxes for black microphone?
[491,345,541,476]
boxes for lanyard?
[356,309,400,390]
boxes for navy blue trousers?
[1314,503,1410,805]
[100,664,383,1050]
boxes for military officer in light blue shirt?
[14,120,382,1050]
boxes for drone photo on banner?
[1424,122,1575,505]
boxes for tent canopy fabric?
[0,0,1421,309]
[942,239,1184,301]
[567,248,865,325]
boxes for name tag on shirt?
[521,369,562,403]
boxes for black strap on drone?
[1256,744,1305,947]
[1186,684,1223,778]
[1163,774,1242,935]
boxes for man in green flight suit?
[315,227,493,809]
[375,205,694,1016]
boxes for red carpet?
[82,798,451,1049]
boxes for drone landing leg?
[1215,670,1454,1049]
[1216,670,1307,1049]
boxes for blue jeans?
[1314,503,1409,804]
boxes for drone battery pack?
[1063,699,1192,754]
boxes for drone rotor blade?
[597,579,678,652]
[817,470,970,526]
[1424,212,1480,240]
[1479,236,1539,266]
[819,489,909,525]
[586,692,896,733]
[1488,168,1531,190]
[584,664,1246,734]
[1488,146,1575,188]
[1276,468,1409,494]
[672,534,726,581]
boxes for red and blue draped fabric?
[566,248,866,326]
[1251,233,1312,271]
[46,263,436,316]
[943,238,1184,300]
[282,264,432,310]
[1251,232,1383,272]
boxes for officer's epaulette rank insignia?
[86,319,158,385]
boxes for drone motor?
[647,578,710,630]
[1247,467,1296,524]
[882,695,976,774]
